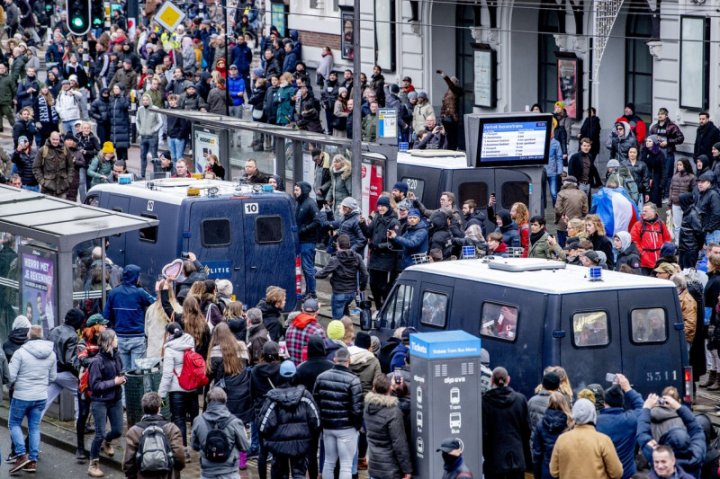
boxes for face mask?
[442,452,458,466]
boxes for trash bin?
[124,357,169,427]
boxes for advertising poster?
[341,9,354,60]
[361,159,383,214]
[19,244,57,333]
[557,56,580,120]
[270,2,287,37]
[474,49,494,108]
[194,128,220,174]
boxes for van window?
[631,308,667,343]
[421,291,447,328]
[255,216,283,244]
[459,182,488,208]
[401,177,424,201]
[501,182,530,209]
[480,302,518,341]
[202,219,231,247]
[573,311,609,347]
[138,214,158,243]
[387,284,414,328]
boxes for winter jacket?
[207,349,253,424]
[285,313,327,366]
[109,68,137,92]
[250,362,284,417]
[3,326,28,363]
[90,95,111,125]
[103,265,155,337]
[495,211,521,248]
[529,231,565,260]
[648,466,695,479]
[34,94,59,129]
[226,75,245,107]
[596,388,644,479]
[191,401,249,477]
[630,217,673,269]
[678,193,704,254]
[637,405,706,478]
[695,121,720,159]
[568,151,600,186]
[670,172,696,207]
[76,132,100,165]
[546,138,564,177]
[412,102,435,135]
[550,424,623,479]
[16,74,40,111]
[158,333,196,397]
[166,109,189,142]
[527,390,551,430]
[88,349,123,403]
[87,154,114,187]
[623,158,651,195]
[11,148,37,186]
[262,84,278,124]
[316,249,368,294]
[206,87,227,115]
[256,299,285,342]
[109,95,131,148]
[531,408,569,479]
[247,323,269,366]
[348,346,382,393]
[364,392,413,479]
[179,92,207,112]
[392,219,429,270]
[360,210,399,272]
[615,239,642,272]
[0,56,26,106]
[32,138,73,195]
[258,384,320,456]
[607,121,639,162]
[313,364,364,430]
[48,323,79,375]
[650,119,685,154]
[122,414,186,479]
[230,43,252,76]
[275,84,295,125]
[295,336,334,393]
[482,386,531,475]
[327,210,367,254]
[136,105,163,137]
[589,232,617,269]
[55,89,83,121]
[696,186,720,233]
[554,183,589,231]
[12,115,37,147]
[616,113,647,144]
[327,161,352,210]
[296,181,320,244]
[8,338,57,401]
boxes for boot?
[700,370,717,388]
[708,374,720,391]
[101,440,114,457]
[87,459,104,477]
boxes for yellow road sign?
[155,2,185,32]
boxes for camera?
[658,398,666,406]
[605,373,616,383]
[181,252,190,260]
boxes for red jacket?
[630,217,672,268]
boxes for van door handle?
[234,267,241,271]
[250,266,257,270]
[673,323,684,331]
[552,330,566,339]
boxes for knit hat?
[68,74,78,83]
[279,360,296,378]
[389,83,400,94]
[86,314,109,327]
[408,208,421,219]
[713,142,720,153]
[572,398,597,425]
[625,102,635,113]
[408,91,418,100]
[338,86,347,95]
[604,384,625,408]
[253,67,265,78]
[654,263,677,276]
[327,320,345,340]
[376,196,391,208]
[340,196,358,211]
[307,335,326,358]
[542,372,561,391]
[355,331,371,350]
[417,91,428,100]
[582,250,601,265]
[660,242,677,258]
[393,182,409,194]
[64,308,86,330]
[101,141,115,155]
[397,200,411,211]
[12,315,31,330]
[302,298,319,312]
[606,159,620,169]
[554,100,565,108]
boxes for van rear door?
[617,288,686,397]
[104,194,131,266]
[559,291,622,390]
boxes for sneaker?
[87,459,104,477]
[76,447,90,463]
[9,454,30,474]
[101,440,114,457]
[22,461,37,473]
[6,452,19,462]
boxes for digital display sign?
[475,114,552,167]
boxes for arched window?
[625,5,653,121]
[538,0,563,112]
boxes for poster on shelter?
[557,57,579,119]
[194,128,220,174]
[19,244,56,333]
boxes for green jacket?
[0,55,27,105]
[87,155,114,187]
[362,113,377,142]
[528,232,565,261]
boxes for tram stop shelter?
[0,184,159,342]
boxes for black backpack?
[136,423,174,473]
[203,416,232,463]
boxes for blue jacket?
[231,43,252,76]
[531,408,568,479]
[546,138,564,177]
[227,74,246,107]
[596,388,644,479]
[389,343,408,371]
[637,406,706,478]
[282,51,298,73]
[103,265,155,337]
[392,220,429,270]
[328,210,367,254]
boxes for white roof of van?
[89,179,281,206]
[397,150,469,169]
[408,257,674,294]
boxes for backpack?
[173,349,209,391]
[202,416,232,463]
[618,166,640,203]
[136,423,174,473]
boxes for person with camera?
[415,116,447,150]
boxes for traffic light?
[66,0,91,36]
[91,1,105,28]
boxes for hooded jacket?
[191,401,249,477]
[295,336,334,392]
[285,312,327,366]
[103,264,155,337]
[392,218,429,270]
[429,210,455,259]
[109,93,132,148]
[482,386,531,474]
[90,89,111,125]
[123,414,186,479]
[360,208,399,272]
[88,348,123,403]
[495,210,521,248]
[296,181,320,244]
[313,364,364,430]
[364,392,413,479]
[531,408,569,479]
[327,209,367,254]
[630,215,673,268]
[696,181,720,233]
[348,346,382,393]
[8,338,57,401]
[596,388,644,479]
[250,361,284,416]
[678,193,704,255]
[136,101,163,137]
[695,120,720,159]
[256,299,285,342]
[258,384,320,456]
[316,248,368,294]
[158,333,195,396]
[614,231,641,272]
[326,159,352,210]
[607,121,639,163]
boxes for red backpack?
[173,349,209,391]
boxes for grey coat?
[135,105,163,137]
[8,338,57,401]
[191,401,249,477]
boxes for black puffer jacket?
[208,355,253,424]
[90,91,111,125]
[250,361,284,417]
[696,186,720,233]
[360,209,399,272]
[258,384,320,456]
[429,210,456,259]
[3,327,29,361]
[88,349,123,403]
[295,336,333,393]
[482,386,531,474]
[296,181,320,244]
[315,249,368,294]
[313,364,364,430]
[364,392,412,479]
[109,94,131,148]
[256,299,285,342]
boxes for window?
[631,308,667,343]
[501,182,529,209]
[480,302,518,341]
[255,216,283,244]
[456,3,477,117]
[538,0,563,113]
[386,284,414,328]
[401,177,425,201]
[679,16,710,110]
[375,0,395,72]
[138,214,158,243]
[573,311,609,347]
[202,219,231,247]
[85,195,99,207]
[625,6,653,121]
[459,182,488,208]
[421,291,447,327]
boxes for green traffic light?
[72,17,84,27]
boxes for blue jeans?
[139,135,159,178]
[546,174,559,206]
[663,152,675,198]
[62,120,77,136]
[90,399,123,460]
[331,292,356,320]
[167,138,186,163]
[9,398,46,461]
[300,242,317,295]
[117,336,146,373]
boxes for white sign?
[193,129,220,174]
[474,49,493,107]
[154,2,185,32]
[377,108,397,140]
[244,203,259,214]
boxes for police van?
[377,257,690,400]
[85,178,300,310]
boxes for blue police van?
[86,178,300,310]
[377,257,691,401]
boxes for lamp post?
[350,0,362,205]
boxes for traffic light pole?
[223,0,230,116]
[126,0,137,40]
[350,0,362,206]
